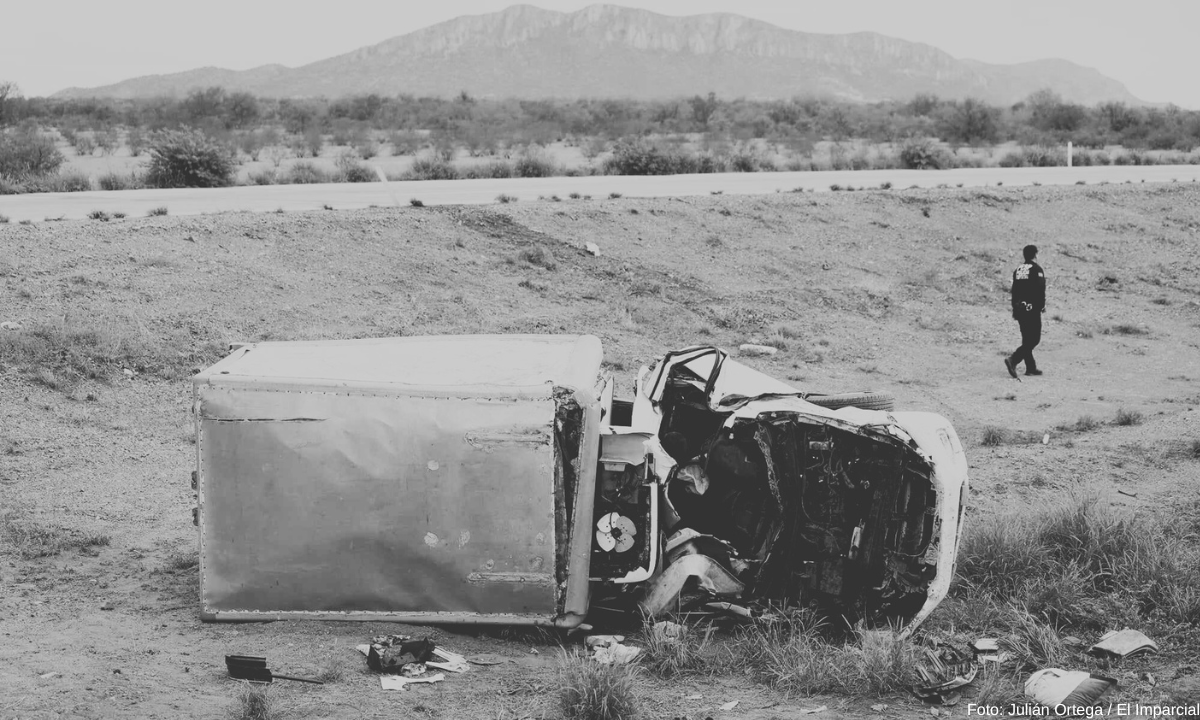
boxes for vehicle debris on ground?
[1024,668,1117,709]
[587,635,641,664]
[913,643,978,705]
[192,336,967,634]
[1087,629,1158,658]
[224,655,323,684]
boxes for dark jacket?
[1011,261,1045,316]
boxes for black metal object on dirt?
[225,655,323,684]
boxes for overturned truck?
[192,335,967,632]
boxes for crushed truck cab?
[192,335,968,632]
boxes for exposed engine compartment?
[589,346,960,630]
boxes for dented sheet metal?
[199,392,559,615]
[193,335,604,625]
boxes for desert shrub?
[461,161,513,179]
[147,206,168,216]
[496,193,517,203]
[87,210,110,221]
[1114,407,1143,426]
[334,150,375,183]
[354,140,378,159]
[1058,415,1099,432]
[727,149,762,172]
[12,169,92,193]
[518,246,557,270]
[387,129,423,156]
[72,133,96,156]
[0,129,65,177]
[144,128,234,188]
[247,169,276,185]
[127,127,145,156]
[693,153,724,173]
[980,426,1007,446]
[898,138,949,169]
[95,128,120,155]
[407,156,457,180]
[1106,323,1147,335]
[513,147,558,178]
[603,139,693,176]
[97,171,142,191]
[282,161,332,184]
[302,128,323,157]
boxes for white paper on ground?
[380,672,445,691]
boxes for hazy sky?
[3,0,1196,107]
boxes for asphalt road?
[2,164,1198,223]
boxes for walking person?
[1005,244,1045,378]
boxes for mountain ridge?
[53,4,1143,105]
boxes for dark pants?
[1011,312,1041,371]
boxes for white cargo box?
[191,334,607,626]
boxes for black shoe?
[1025,368,1043,376]
[1004,357,1018,379]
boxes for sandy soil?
[1,183,1199,719]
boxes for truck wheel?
[804,391,895,412]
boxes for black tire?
[804,391,895,412]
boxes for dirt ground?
[2,183,1199,719]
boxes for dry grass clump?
[230,685,278,720]
[0,320,223,390]
[1106,323,1148,336]
[637,618,713,678]
[1,512,110,559]
[1057,415,1100,432]
[314,656,345,684]
[970,663,1026,708]
[557,650,639,720]
[516,246,557,270]
[980,426,1008,446]
[955,494,1200,631]
[1114,407,1144,426]
[731,611,916,696]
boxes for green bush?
[98,171,143,191]
[407,157,457,180]
[282,161,332,184]
[0,129,65,177]
[460,161,513,179]
[897,138,949,169]
[144,128,234,188]
[5,169,93,193]
[603,139,696,175]
[247,169,276,185]
[334,151,376,183]
[513,148,558,178]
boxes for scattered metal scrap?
[224,655,323,684]
[913,644,978,705]
[586,635,641,664]
[356,634,470,689]
[1087,629,1158,658]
